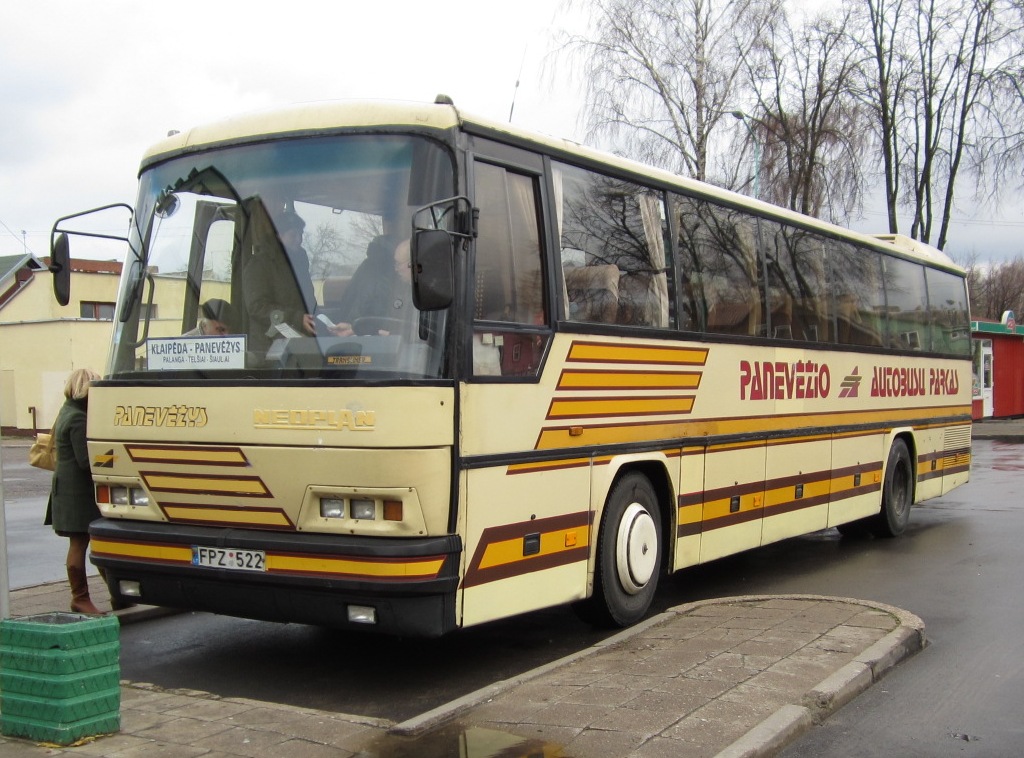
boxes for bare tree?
[967,256,1024,319]
[305,223,348,279]
[739,8,869,219]
[852,0,1024,250]
[560,0,783,183]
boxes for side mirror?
[50,233,71,306]
[411,229,454,311]
[48,202,135,307]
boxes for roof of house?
[38,257,123,275]
[0,253,45,284]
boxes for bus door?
[976,339,994,418]
[459,140,582,628]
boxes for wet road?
[4,439,1021,752]
[776,439,1024,757]
[0,442,85,588]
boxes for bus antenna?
[508,44,528,122]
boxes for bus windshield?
[110,134,455,381]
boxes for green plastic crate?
[1,664,120,699]
[0,641,119,675]
[0,711,120,746]
[0,613,119,651]
[1,688,121,723]
[0,612,121,745]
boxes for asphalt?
[0,418,1020,757]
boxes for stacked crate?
[0,612,120,745]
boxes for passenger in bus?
[184,298,235,336]
[44,368,105,615]
[243,210,318,349]
[328,236,413,336]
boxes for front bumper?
[89,518,461,636]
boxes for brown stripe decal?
[546,395,696,420]
[126,444,250,467]
[157,502,295,530]
[462,511,593,589]
[676,461,885,537]
[557,368,703,391]
[141,471,272,498]
[566,341,710,366]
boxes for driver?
[330,236,413,336]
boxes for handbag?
[29,431,56,471]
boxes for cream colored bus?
[50,97,971,636]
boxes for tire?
[579,472,663,628]
[870,439,914,538]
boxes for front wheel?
[870,439,914,538]
[580,473,663,628]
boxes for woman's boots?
[68,565,104,615]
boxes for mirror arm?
[50,203,134,246]
[49,202,138,271]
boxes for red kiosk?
[972,311,1024,419]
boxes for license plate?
[192,546,266,571]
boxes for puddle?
[358,724,569,758]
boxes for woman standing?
[45,367,103,614]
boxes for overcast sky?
[3,1,1022,267]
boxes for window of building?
[80,301,116,320]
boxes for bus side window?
[554,162,673,329]
[883,255,929,351]
[673,195,763,337]
[764,222,829,342]
[472,160,549,378]
[830,243,885,348]
[925,268,971,356]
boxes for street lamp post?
[1,410,9,618]
[731,110,762,201]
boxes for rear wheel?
[870,439,913,537]
[579,473,663,628]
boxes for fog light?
[383,500,403,521]
[347,605,377,624]
[119,580,142,598]
[351,499,376,520]
[129,487,150,506]
[320,497,346,519]
[110,486,130,505]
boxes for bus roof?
[141,97,961,273]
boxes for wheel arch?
[885,427,919,503]
[593,455,675,578]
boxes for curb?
[391,594,926,752]
[714,596,926,758]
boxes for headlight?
[97,484,149,507]
[320,498,346,519]
[350,499,376,520]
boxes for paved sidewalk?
[970,417,1024,440]
[0,589,924,758]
